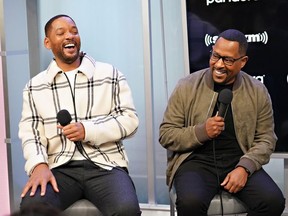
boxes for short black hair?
[44,14,76,37]
[217,29,248,55]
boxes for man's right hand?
[21,163,59,197]
[205,115,225,139]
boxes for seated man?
[18,14,141,216]
[159,29,285,216]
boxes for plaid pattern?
[19,54,139,175]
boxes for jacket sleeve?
[18,83,49,176]
[159,80,210,152]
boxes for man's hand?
[21,163,59,197]
[220,166,249,193]
[57,122,85,142]
[206,116,225,139]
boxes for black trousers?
[174,154,285,216]
[21,160,141,216]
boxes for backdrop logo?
[247,31,268,44]
[204,34,218,47]
[253,75,265,84]
[204,31,269,46]
[206,0,258,6]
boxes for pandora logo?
[206,0,258,6]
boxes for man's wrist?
[237,166,251,176]
[30,163,48,176]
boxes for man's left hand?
[220,167,249,193]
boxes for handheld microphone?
[214,90,233,216]
[217,89,233,118]
[57,109,83,154]
[57,109,72,126]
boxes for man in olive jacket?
[159,29,285,216]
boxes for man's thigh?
[83,166,140,215]
[235,168,285,215]
[174,159,220,206]
[52,161,87,209]
[20,184,62,210]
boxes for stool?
[169,187,248,215]
[63,199,103,216]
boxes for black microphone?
[57,109,83,154]
[217,89,233,118]
[57,109,72,127]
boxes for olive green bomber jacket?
[159,68,277,189]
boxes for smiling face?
[210,37,248,85]
[44,16,81,70]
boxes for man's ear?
[240,56,248,69]
[44,37,51,49]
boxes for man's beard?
[57,48,80,64]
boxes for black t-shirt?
[187,83,243,168]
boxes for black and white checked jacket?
[19,54,139,176]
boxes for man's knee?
[20,187,61,210]
[262,193,285,215]
[176,194,209,214]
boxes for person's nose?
[65,31,75,39]
[214,57,225,67]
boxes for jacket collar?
[45,52,96,84]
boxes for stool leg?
[170,197,175,216]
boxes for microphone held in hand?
[217,89,233,118]
[57,109,72,126]
[56,109,83,154]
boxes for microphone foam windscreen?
[57,109,72,126]
[218,89,233,104]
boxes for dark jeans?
[21,160,141,216]
[174,155,285,216]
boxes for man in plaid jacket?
[18,14,141,216]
